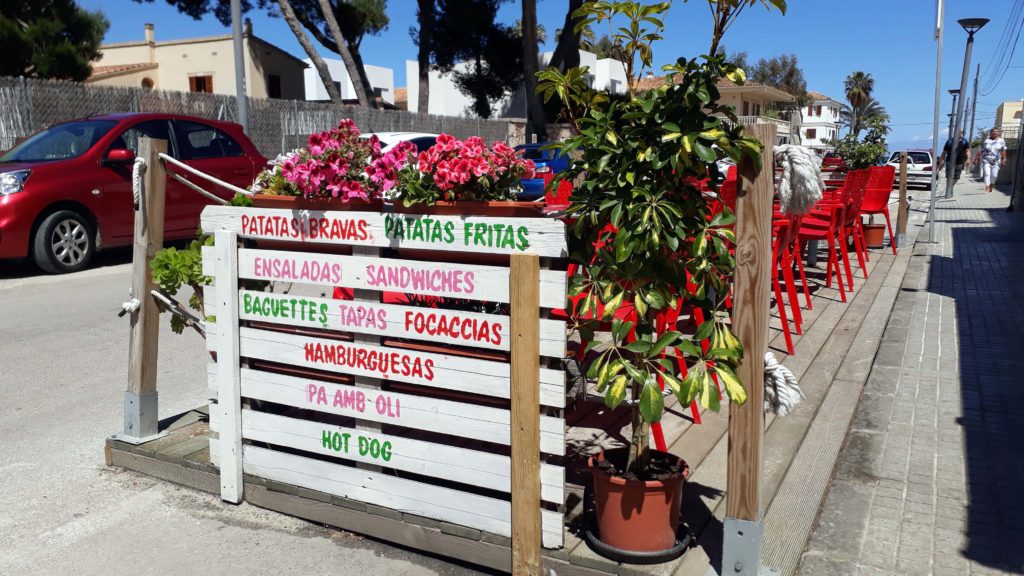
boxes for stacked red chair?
[860,165,898,255]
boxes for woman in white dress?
[979,128,1007,193]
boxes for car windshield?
[909,152,931,164]
[0,120,117,163]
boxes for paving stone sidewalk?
[797,182,1024,576]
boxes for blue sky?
[83,0,1024,151]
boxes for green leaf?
[695,319,715,341]
[649,331,682,357]
[606,376,628,409]
[677,339,702,358]
[623,340,652,354]
[714,364,748,405]
[699,370,720,411]
[639,382,665,423]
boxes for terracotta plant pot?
[588,448,689,554]
[863,223,886,249]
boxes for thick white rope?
[120,296,140,316]
[167,171,229,205]
[774,144,824,215]
[764,352,804,416]
[131,157,146,209]
[157,152,253,197]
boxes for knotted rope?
[764,352,803,416]
[774,144,824,215]
[132,157,147,210]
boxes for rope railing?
[157,152,254,199]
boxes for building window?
[806,128,817,139]
[267,74,282,99]
[815,105,822,116]
[742,101,750,116]
[189,75,213,93]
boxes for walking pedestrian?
[937,134,970,187]
[977,127,1007,193]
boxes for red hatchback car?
[0,113,266,273]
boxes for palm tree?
[844,71,874,109]
[840,96,887,138]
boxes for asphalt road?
[0,250,486,576]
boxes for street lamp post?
[942,90,959,197]
[944,17,988,199]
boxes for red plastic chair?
[860,166,898,255]
[796,170,870,304]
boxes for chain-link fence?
[0,77,517,158]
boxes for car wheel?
[32,210,95,274]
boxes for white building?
[404,50,627,118]
[303,58,395,105]
[800,91,843,153]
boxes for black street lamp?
[944,18,988,198]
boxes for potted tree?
[537,0,782,560]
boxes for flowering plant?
[394,134,536,206]
[250,119,416,201]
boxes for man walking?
[937,134,970,195]
[977,127,1007,193]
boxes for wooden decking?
[106,237,914,576]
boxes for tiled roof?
[90,63,157,76]
[394,87,408,110]
[807,90,839,102]
[634,75,772,93]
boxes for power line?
[981,1,1024,95]
[980,0,1024,86]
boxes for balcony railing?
[734,116,792,134]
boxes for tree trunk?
[416,0,434,115]
[316,0,373,107]
[521,0,547,139]
[627,393,651,475]
[348,46,378,107]
[276,0,341,103]
[548,0,583,72]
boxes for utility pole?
[945,18,988,199]
[928,0,945,243]
[1011,97,1024,211]
[231,0,249,134]
[969,63,980,158]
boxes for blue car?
[515,143,570,200]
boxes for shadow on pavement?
[0,246,134,281]
[925,202,1024,573]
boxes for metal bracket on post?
[721,518,778,576]
[114,391,166,445]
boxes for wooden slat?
[726,124,774,520]
[200,247,568,309]
[225,289,567,358]
[510,254,542,575]
[200,205,568,257]
[237,327,566,408]
[225,409,564,503]
[211,443,564,548]
[230,367,565,455]
[214,229,243,503]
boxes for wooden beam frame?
[123,137,167,441]
[723,124,776,575]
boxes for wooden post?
[896,153,909,248]
[722,124,775,576]
[509,253,541,576]
[215,229,243,503]
[123,137,167,441]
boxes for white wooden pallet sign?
[200,246,568,309]
[207,289,567,358]
[206,366,566,455]
[210,442,563,547]
[200,205,568,257]
[204,221,567,550]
